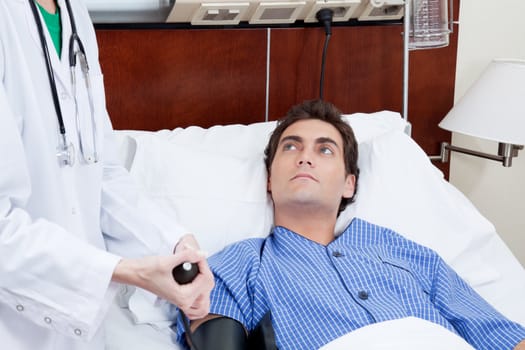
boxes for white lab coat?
[0,0,186,349]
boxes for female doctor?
[0,0,214,349]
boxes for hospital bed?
[106,111,525,349]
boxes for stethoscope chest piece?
[83,153,97,164]
[56,139,75,167]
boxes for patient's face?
[268,119,355,216]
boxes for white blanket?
[320,317,475,350]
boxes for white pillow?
[128,135,273,255]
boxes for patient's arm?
[514,339,525,350]
[187,314,248,350]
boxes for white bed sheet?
[105,298,178,350]
[105,111,525,350]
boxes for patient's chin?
[319,317,475,350]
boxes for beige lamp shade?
[439,59,525,146]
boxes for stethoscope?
[28,0,98,167]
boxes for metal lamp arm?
[430,142,524,167]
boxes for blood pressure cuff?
[247,311,277,350]
[190,316,247,349]
[190,312,276,350]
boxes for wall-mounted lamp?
[431,59,525,167]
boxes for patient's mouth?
[291,173,318,182]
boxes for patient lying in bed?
[177,100,525,350]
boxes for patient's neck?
[274,206,337,246]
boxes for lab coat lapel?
[55,0,74,95]
[25,0,73,96]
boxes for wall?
[451,0,525,266]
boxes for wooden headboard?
[96,0,458,175]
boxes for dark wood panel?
[269,25,404,118]
[96,29,268,130]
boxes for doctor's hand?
[112,240,214,320]
[173,234,214,319]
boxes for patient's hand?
[514,339,525,350]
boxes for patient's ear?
[343,174,356,199]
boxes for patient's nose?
[297,155,313,167]
[296,147,315,167]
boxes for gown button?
[358,291,369,300]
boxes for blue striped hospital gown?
[176,218,525,349]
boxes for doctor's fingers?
[192,258,214,311]
[172,246,208,266]
[174,234,201,253]
[183,294,211,320]
[194,252,213,282]
[184,266,214,299]
[172,272,213,309]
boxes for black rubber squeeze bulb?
[172,262,201,350]
[172,262,199,284]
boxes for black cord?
[316,8,334,101]
[179,310,200,350]
[319,32,331,101]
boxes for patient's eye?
[319,146,334,155]
[282,143,298,151]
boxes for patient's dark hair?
[264,99,359,213]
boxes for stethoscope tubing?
[28,0,66,136]
[63,0,87,71]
